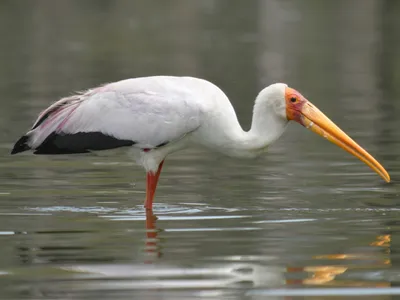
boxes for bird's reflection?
[144,209,162,262]
[142,211,393,287]
[143,213,392,288]
[287,234,392,287]
[12,209,393,290]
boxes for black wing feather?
[34,132,135,154]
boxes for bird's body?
[12,76,390,210]
[13,76,287,171]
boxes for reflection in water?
[145,209,162,262]
[0,205,397,298]
[136,210,395,289]
[287,234,392,288]
[371,234,391,248]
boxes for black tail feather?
[11,135,30,154]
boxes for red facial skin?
[285,87,307,125]
[283,86,390,183]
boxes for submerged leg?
[144,160,165,210]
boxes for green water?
[0,1,400,299]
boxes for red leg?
[144,160,164,210]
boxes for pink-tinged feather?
[56,105,80,131]
[40,106,68,130]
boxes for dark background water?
[0,1,400,299]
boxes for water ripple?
[247,288,400,297]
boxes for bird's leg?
[144,160,165,210]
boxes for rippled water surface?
[1,1,400,299]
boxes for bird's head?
[261,83,390,183]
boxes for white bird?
[11,76,390,210]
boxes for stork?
[11,76,390,210]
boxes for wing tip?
[11,135,31,155]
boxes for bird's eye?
[290,97,297,103]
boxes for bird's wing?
[28,80,202,151]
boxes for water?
[1,1,400,299]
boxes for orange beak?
[286,87,390,183]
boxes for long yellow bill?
[299,101,390,182]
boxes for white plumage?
[16,76,288,172]
[12,76,389,209]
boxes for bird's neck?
[221,100,288,158]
